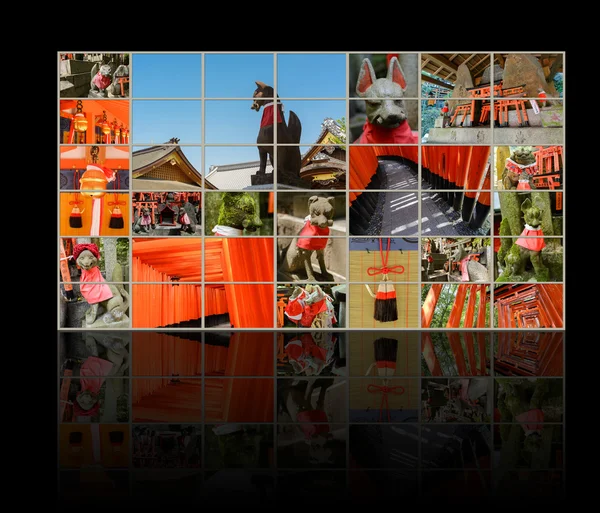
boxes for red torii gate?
[494,284,563,328]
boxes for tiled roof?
[132,178,202,191]
[204,161,274,190]
[132,145,175,171]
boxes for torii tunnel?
[131,237,274,328]
[349,145,491,230]
[493,284,563,329]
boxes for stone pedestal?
[250,172,274,186]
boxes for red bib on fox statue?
[357,119,419,144]
[516,225,546,252]
[260,102,283,128]
[296,216,329,250]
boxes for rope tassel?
[364,238,404,322]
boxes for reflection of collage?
[58,52,565,503]
[58,330,564,501]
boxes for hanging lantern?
[73,100,88,133]
[80,146,116,198]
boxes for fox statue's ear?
[521,197,532,212]
[356,59,377,97]
[255,81,268,89]
[387,57,407,91]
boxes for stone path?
[421,191,491,236]
[379,159,419,190]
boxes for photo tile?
[59,238,129,287]
[132,377,201,423]
[60,145,129,190]
[493,283,563,328]
[348,331,420,377]
[60,376,129,423]
[132,284,202,328]
[131,332,202,377]
[493,54,563,99]
[349,145,419,191]
[132,100,201,144]
[204,377,275,422]
[60,53,130,99]
[277,236,345,283]
[59,424,129,469]
[493,470,564,498]
[494,192,563,283]
[132,238,202,282]
[494,378,564,422]
[277,424,346,469]
[494,145,563,191]
[350,192,419,236]
[348,283,420,329]
[351,53,419,99]
[205,53,274,98]
[421,237,493,283]
[60,99,130,144]
[349,424,419,468]
[422,283,490,329]
[277,471,346,501]
[421,190,491,237]
[350,99,419,145]
[494,331,564,377]
[349,237,420,283]
[131,470,203,506]
[132,53,201,98]
[278,53,346,98]
[202,470,275,503]
[420,424,492,469]
[493,101,564,147]
[422,378,493,423]
[207,238,274,282]
[60,191,130,238]
[277,377,347,424]
[132,424,202,469]
[205,378,274,423]
[493,424,563,469]
[421,53,492,98]
[205,284,274,329]
[205,191,274,237]
[132,192,202,236]
[421,145,491,190]
[204,424,274,469]
[132,145,202,191]
[277,191,346,236]
[421,470,492,499]
[277,283,345,329]
[204,331,274,376]
[59,331,131,377]
[276,140,347,190]
[204,146,274,190]
[58,470,130,505]
[348,470,418,499]
[277,332,346,377]
[349,377,419,422]
[421,332,491,377]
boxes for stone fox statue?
[251,81,302,179]
[355,57,418,144]
[212,192,263,236]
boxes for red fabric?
[284,300,304,322]
[92,72,112,90]
[301,298,328,327]
[516,408,544,434]
[80,266,114,305]
[375,361,396,369]
[260,104,283,127]
[357,120,418,144]
[80,356,114,393]
[375,290,396,300]
[516,228,545,251]
[460,254,479,281]
[285,340,304,360]
[296,220,329,250]
[296,409,330,439]
[517,180,532,190]
[73,243,99,261]
[442,106,449,113]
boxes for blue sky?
[132,54,202,97]
[131,54,348,172]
